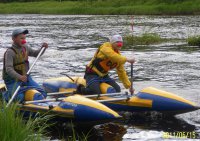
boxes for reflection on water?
[0,15,200,140]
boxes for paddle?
[130,63,134,95]
[6,47,46,108]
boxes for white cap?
[110,35,123,43]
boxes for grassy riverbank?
[0,0,200,15]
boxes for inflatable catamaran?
[1,76,199,123]
[43,77,200,115]
[0,84,121,123]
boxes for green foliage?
[187,36,200,46]
[0,103,51,141]
[125,33,165,46]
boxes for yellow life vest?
[86,42,130,89]
[87,42,121,76]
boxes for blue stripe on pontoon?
[59,101,116,121]
[136,92,194,111]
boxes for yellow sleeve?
[100,46,127,64]
[116,65,131,89]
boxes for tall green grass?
[0,0,200,15]
[0,103,51,141]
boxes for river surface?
[0,15,200,141]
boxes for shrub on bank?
[124,33,164,45]
[187,36,200,46]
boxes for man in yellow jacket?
[77,34,135,94]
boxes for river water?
[0,15,200,141]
